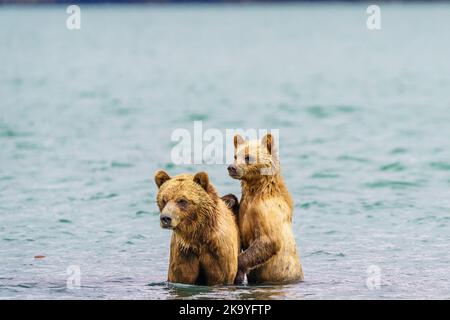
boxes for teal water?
[1,4,450,299]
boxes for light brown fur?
[154,171,240,286]
[229,134,304,284]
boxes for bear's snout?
[228,164,242,179]
[160,201,180,229]
[228,164,237,175]
[160,215,172,228]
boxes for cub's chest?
[238,200,261,247]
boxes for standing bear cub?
[228,133,304,284]
[154,170,240,285]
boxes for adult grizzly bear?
[227,133,304,284]
[154,170,240,285]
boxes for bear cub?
[228,133,304,284]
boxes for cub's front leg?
[167,235,200,284]
[237,207,281,279]
[237,235,280,274]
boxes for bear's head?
[154,170,218,232]
[227,133,279,181]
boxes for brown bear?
[227,133,304,284]
[154,170,240,285]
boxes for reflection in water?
[233,285,290,300]
[167,283,215,299]
[149,281,304,300]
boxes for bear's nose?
[228,165,237,174]
[160,215,172,227]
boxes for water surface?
[1,4,450,299]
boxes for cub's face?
[154,171,210,230]
[228,133,277,180]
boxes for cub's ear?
[193,172,209,191]
[233,134,245,149]
[154,170,171,188]
[261,133,274,154]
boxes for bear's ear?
[155,170,171,188]
[193,171,209,191]
[233,134,245,149]
[261,133,274,155]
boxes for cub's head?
[154,170,216,231]
[227,133,278,181]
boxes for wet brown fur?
[155,171,240,285]
[230,134,304,284]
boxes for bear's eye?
[176,198,188,208]
[160,198,167,207]
[245,155,250,164]
[234,155,237,160]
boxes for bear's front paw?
[221,194,239,216]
